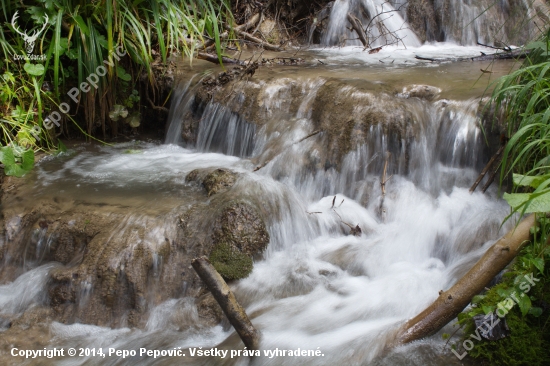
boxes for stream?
[0,4,532,364]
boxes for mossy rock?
[212,202,269,257]
[459,261,550,365]
[203,169,237,196]
[208,202,270,281]
[209,242,253,280]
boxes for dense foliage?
[0,0,233,175]
[457,29,550,365]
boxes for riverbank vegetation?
[456,28,550,365]
[0,0,332,176]
[0,0,235,174]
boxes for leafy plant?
[492,29,550,217]
[0,0,234,160]
[0,145,34,177]
[458,26,550,365]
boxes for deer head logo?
[11,11,49,54]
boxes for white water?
[1,71,514,366]
[322,0,422,47]
[318,0,542,47]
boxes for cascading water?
[317,0,545,46]
[0,54,517,365]
[321,0,422,47]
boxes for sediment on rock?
[0,169,270,330]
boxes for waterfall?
[322,0,422,47]
[318,0,545,46]
[0,59,516,364]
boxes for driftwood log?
[395,214,536,344]
[347,13,369,48]
[470,144,505,193]
[192,257,261,350]
[415,48,529,63]
[197,52,245,65]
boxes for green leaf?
[128,114,140,128]
[73,15,89,35]
[523,191,550,213]
[525,41,548,51]
[472,295,485,304]
[57,140,67,153]
[0,146,34,177]
[504,192,530,209]
[530,257,545,273]
[504,189,550,213]
[23,63,45,76]
[482,305,495,315]
[516,293,532,316]
[512,173,550,188]
[116,66,131,81]
[497,287,512,298]
[20,149,34,171]
[109,105,128,121]
[528,307,543,317]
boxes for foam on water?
[1,46,517,365]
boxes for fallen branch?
[332,208,362,236]
[347,13,368,48]
[296,130,321,143]
[379,152,391,221]
[192,257,261,350]
[470,145,505,193]
[415,49,529,63]
[228,26,281,51]
[380,153,392,196]
[481,162,502,193]
[197,52,245,65]
[253,162,268,172]
[395,214,536,345]
[147,97,169,113]
[204,14,261,50]
[415,55,437,62]
[236,13,261,32]
[477,42,512,52]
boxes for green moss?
[209,242,253,281]
[457,233,550,365]
[463,307,548,365]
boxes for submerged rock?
[0,170,270,330]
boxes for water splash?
[322,0,421,47]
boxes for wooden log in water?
[470,144,505,193]
[197,52,245,65]
[395,214,536,344]
[192,256,260,350]
[415,48,529,63]
[228,26,281,51]
[347,13,368,48]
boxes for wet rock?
[406,0,438,43]
[187,168,238,196]
[196,292,224,327]
[210,202,270,280]
[473,312,510,340]
[0,156,273,333]
[399,85,441,101]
